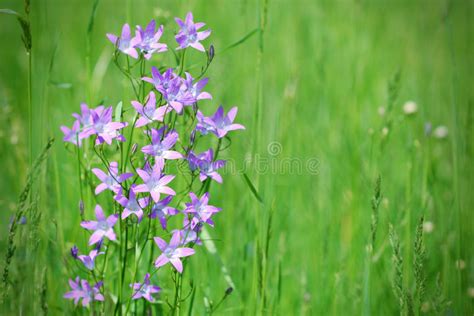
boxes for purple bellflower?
[80,205,118,245]
[195,111,215,135]
[184,192,221,228]
[154,231,195,273]
[188,149,226,183]
[78,249,104,270]
[114,185,150,222]
[184,73,212,101]
[159,77,195,114]
[131,91,168,128]
[80,106,128,145]
[72,103,104,128]
[91,161,133,195]
[149,196,179,229]
[172,217,201,246]
[175,12,211,52]
[107,23,140,58]
[142,67,176,92]
[206,105,245,138]
[141,128,183,164]
[131,273,161,302]
[61,120,82,146]
[64,277,104,307]
[135,162,176,203]
[135,20,167,59]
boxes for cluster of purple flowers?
[61,12,244,309]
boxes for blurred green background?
[0,0,473,314]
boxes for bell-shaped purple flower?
[149,196,179,229]
[80,106,128,145]
[142,67,176,92]
[188,149,226,183]
[184,192,221,228]
[80,205,118,245]
[114,185,150,222]
[141,128,183,165]
[131,91,168,128]
[78,249,104,270]
[154,231,195,273]
[91,161,133,195]
[107,23,140,58]
[135,20,167,59]
[134,162,176,203]
[64,277,104,307]
[212,106,245,138]
[61,120,82,146]
[131,273,161,302]
[184,73,212,101]
[175,12,211,52]
[72,103,104,128]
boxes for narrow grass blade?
[242,173,263,204]
[219,28,259,55]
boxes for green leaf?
[0,9,21,16]
[220,28,259,55]
[242,173,263,204]
[115,101,123,122]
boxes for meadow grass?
[0,0,473,314]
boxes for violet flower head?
[195,110,215,135]
[80,106,128,145]
[107,23,140,58]
[135,20,167,59]
[184,73,212,101]
[80,205,118,245]
[142,67,176,92]
[72,103,104,128]
[64,277,104,307]
[188,149,226,183]
[149,196,179,229]
[141,128,183,164]
[61,120,82,146]
[172,217,201,246]
[131,273,161,302]
[135,162,176,203]
[209,105,245,138]
[184,192,221,228]
[160,77,195,114]
[154,231,195,273]
[131,91,168,128]
[175,12,211,52]
[115,185,150,222]
[78,249,104,270]
[91,161,133,195]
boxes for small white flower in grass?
[423,221,434,233]
[381,127,389,137]
[434,125,448,139]
[403,100,417,115]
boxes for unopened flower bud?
[79,200,84,216]
[225,287,233,295]
[71,245,79,259]
[208,45,215,62]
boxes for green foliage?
[0,0,473,314]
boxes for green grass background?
[0,0,473,314]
